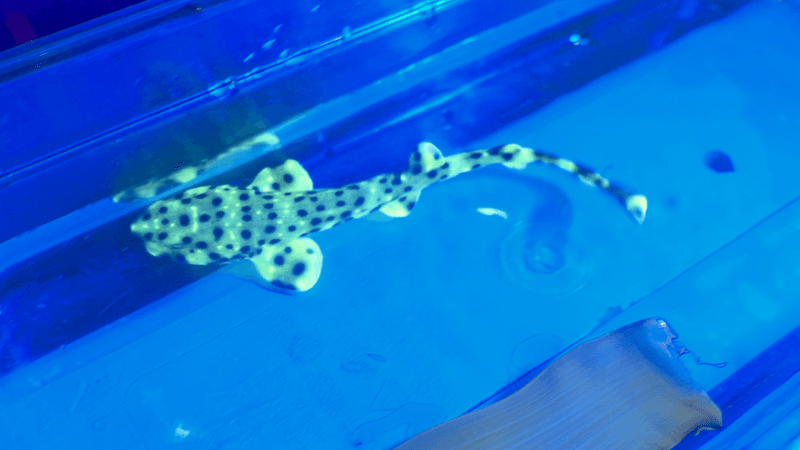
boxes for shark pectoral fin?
[365,211,394,222]
[378,190,421,218]
[144,241,168,257]
[248,159,314,192]
[250,238,323,292]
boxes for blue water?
[1,0,800,449]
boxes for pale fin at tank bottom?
[248,159,314,192]
[223,238,323,292]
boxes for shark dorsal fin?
[407,142,445,173]
[248,159,313,192]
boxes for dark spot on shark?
[158,207,168,214]
[316,205,325,212]
[209,252,220,260]
[239,193,250,201]
[269,238,281,245]
[283,174,294,183]
[288,225,297,232]
[298,210,308,217]
[180,215,190,226]
[158,232,168,240]
[241,206,251,212]
[242,214,252,222]
[268,212,278,220]
[216,211,225,218]
[196,241,208,249]
[241,230,252,239]
[213,227,223,241]
[265,225,276,234]
[355,197,365,206]
[199,214,210,222]
[212,197,222,206]
[182,236,192,244]
[311,218,322,226]
[293,263,306,276]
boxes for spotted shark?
[131,142,647,292]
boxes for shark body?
[131,142,647,291]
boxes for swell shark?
[130,142,647,291]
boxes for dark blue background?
[1,0,146,52]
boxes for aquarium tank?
[1,0,800,448]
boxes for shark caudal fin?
[625,194,648,225]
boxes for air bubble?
[569,33,590,46]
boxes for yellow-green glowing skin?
[130,143,647,291]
